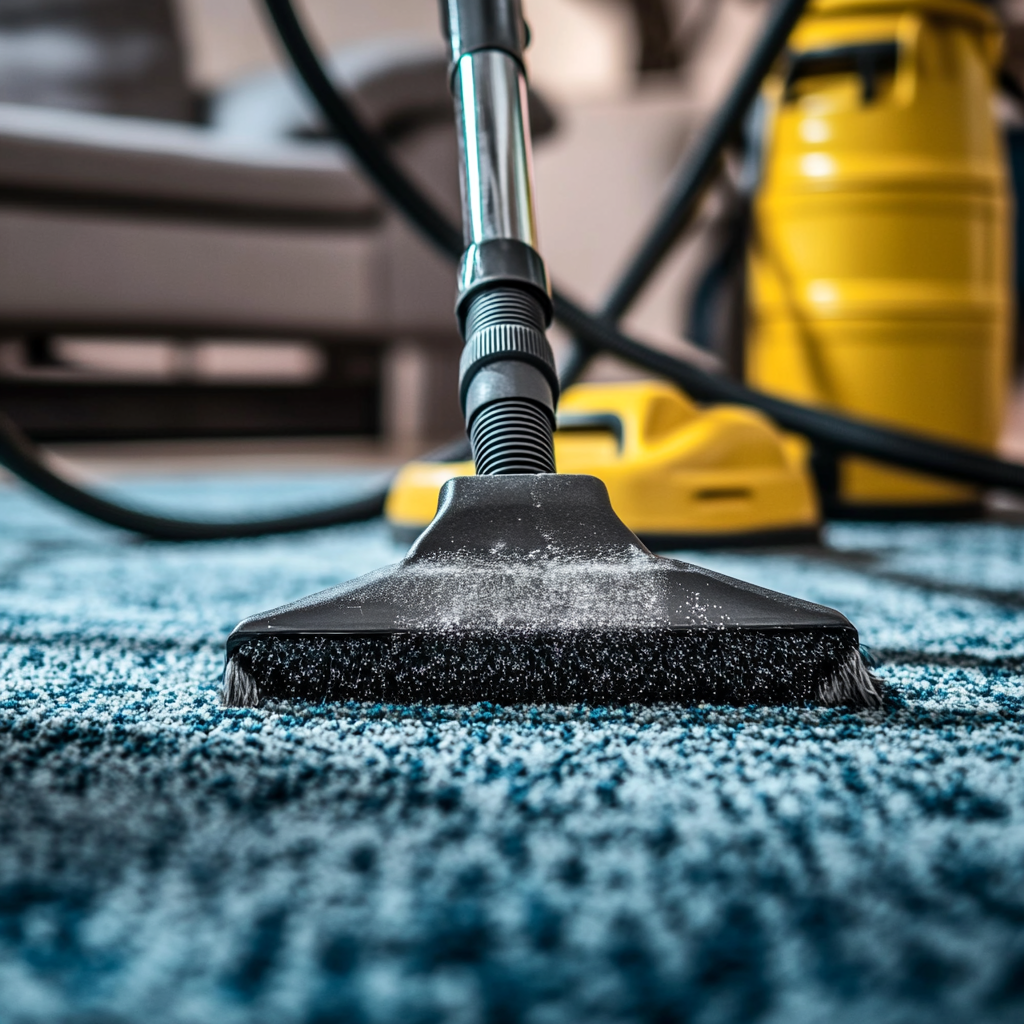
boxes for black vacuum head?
[223,475,880,708]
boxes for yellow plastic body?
[747,0,1012,509]
[385,381,820,545]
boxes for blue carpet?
[1,473,1023,1023]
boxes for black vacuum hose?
[3,0,1024,540]
[0,413,388,541]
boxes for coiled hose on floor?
[3,0,1024,540]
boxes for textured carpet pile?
[1,474,1023,1023]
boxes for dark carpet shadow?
[793,545,1024,610]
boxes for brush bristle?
[815,649,882,708]
[223,628,881,709]
[222,657,260,708]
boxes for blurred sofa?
[0,40,502,442]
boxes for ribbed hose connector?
[470,398,556,475]
[459,288,558,404]
[459,285,559,476]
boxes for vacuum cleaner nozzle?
[223,475,880,709]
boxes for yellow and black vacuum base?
[385,381,821,549]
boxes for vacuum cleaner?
[1,0,1023,702]
[5,0,1024,548]
[220,0,881,710]
[2,0,1024,541]
[747,0,1011,517]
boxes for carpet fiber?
[1,473,1023,1023]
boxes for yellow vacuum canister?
[747,0,1012,513]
